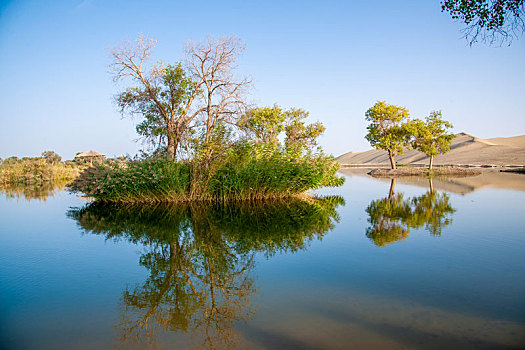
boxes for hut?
[74,150,106,166]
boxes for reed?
[0,158,81,186]
[68,144,345,203]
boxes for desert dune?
[337,133,525,167]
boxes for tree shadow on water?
[365,179,455,247]
[67,196,344,349]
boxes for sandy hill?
[337,133,525,167]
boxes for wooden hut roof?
[75,150,105,158]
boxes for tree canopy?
[441,0,525,45]
[365,101,410,170]
[406,111,455,169]
[238,104,285,145]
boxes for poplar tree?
[365,101,410,170]
[407,111,455,169]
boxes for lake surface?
[1,170,524,349]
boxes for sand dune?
[337,133,525,167]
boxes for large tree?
[441,0,525,44]
[365,101,410,170]
[110,36,202,160]
[407,111,455,169]
[185,36,251,148]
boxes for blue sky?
[1,0,524,159]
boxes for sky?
[0,0,524,160]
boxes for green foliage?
[365,101,410,169]
[239,104,285,145]
[209,143,344,201]
[441,0,524,44]
[239,105,326,155]
[116,63,196,155]
[284,108,326,153]
[68,159,191,202]
[406,111,455,169]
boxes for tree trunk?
[167,132,176,160]
[204,92,213,144]
[204,126,212,144]
[388,149,396,170]
[429,156,434,170]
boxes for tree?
[441,0,525,45]
[284,108,326,153]
[365,101,410,170]
[238,105,326,154]
[407,111,455,169]
[238,104,285,145]
[185,36,251,149]
[110,36,201,160]
[41,151,62,164]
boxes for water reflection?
[365,179,455,247]
[68,196,344,348]
[0,181,68,201]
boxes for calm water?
[1,170,524,349]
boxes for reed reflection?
[0,181,67,201]
[365,179,455,247]
[68,196,344,348]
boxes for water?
[1,170,524,349]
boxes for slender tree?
[110,36,202,160]
[185,36,251,148]
[365,101,410,170]
[407,111,455,169]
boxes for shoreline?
[339,163,524,169]
[367,167,481,178]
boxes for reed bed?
[0,158,81,185]
[69,146,345,203]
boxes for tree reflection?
[68,196,344,348]
[366,179,455,247]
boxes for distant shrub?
[0,156,80,186]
